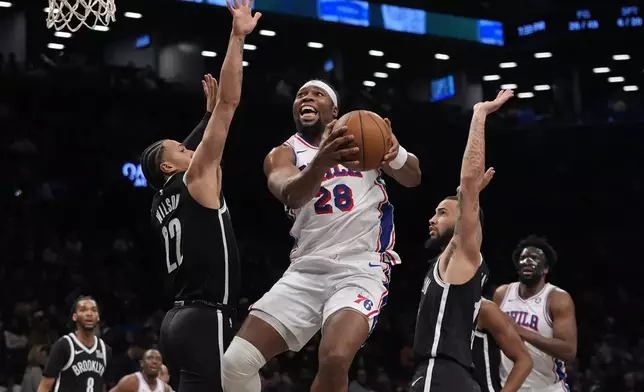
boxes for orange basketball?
[334,110,391,172]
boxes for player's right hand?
[313,120,360,169]
[227,0,261,37]
[473,89,514,114]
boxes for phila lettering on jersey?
[134,372,166,392]
[499,282,568,390]
[283,134,400,265]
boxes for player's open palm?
[314,120,360,169]
[227,0,261,36]
[474,89,514,114]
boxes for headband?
[299,80,338,107]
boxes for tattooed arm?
[443,91,513,283]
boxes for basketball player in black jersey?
[472,299,532,392]
[411,90,514,392]
[37,296,112,392]
[140,2,260,392]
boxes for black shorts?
[409,358,481,392]
[160,302,234,392]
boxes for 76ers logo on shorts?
[354,293,373,311]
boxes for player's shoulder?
[547,285,574,307]
[492,283,511,303]
[118,373,140,390]
[52,334,73,351]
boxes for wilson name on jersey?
[150,173,240,305]
[55,333,107,392]
[499,282,567,389]
[413,256,488,371]
[283,134,400,264]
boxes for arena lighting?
[613,54,630,61]
[201,50,217,57]
[534,85,551,91]
[307,42,323,48]
[499,62,517,68]
[483,75,501,81]
[93,25,109,31]
[259,29,276,36]
[517,92,534,98]
[534,52,552,59]
[593,67,610,73]
[369,50,384,57]
[47,43,65,50]
[243,61,249,67]
[124,12,142,19]
[434,53,449,60]
[623,85,638,91]
[374,72,388,79]
[386,62,401,69]
[243,44,257,50]
[54,31,72,38]
[608,76,625,83]
[0,2,12,7]
[501,83,517,89]
[363,80,376,87]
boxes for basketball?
[334,110,391,172]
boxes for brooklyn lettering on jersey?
[155,194,181,224]
[506,310,539,331]
[298,164,364,181]
[71,359,105,377]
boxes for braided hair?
[140,140,167,190]
[69,295,99,331]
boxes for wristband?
[388,145,409,170]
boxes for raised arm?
[454,90,513,262]
[516,289,577,362]
[478,300,532,392]
[264,122,358,209]
[182,74,218,150]
[184,0,260,208]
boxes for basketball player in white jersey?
[109,349,170,392]
[222,80,421,392]
[494,235,577,392]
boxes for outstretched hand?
[202,74,218,113]
[226,0,262,37]
[473,89,514,114]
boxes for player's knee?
[318,346,354,374]
[222,336,266,381]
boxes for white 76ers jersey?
[283,134,401,265]
[499,282,568,390]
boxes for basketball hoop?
[46,0,116,32]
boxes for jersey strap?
[62,335,75,371]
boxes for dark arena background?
[1,0,644,391]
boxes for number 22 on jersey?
[162,218,183,273]
[314,184,354,214]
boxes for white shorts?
[249,253,393,352]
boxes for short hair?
[444,195,484,230]
[70,295,98,319]
[512,235,558,269]
[140,140,167,190]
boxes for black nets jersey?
[43,333,110,392]
[473,329,502,392]
[414,255,489,371]
[150,173,241,305]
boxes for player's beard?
[424,226,455,251]
[517,264,546,287]
[296,118,325,140]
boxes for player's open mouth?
[520,268,534,276]
[300,105,318,121]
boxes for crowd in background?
[1,54,644,392]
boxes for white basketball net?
[46,0,116,32]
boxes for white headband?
[299,80,338,107]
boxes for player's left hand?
[227,0,262,37]
[202,74,218,113]
[380,118,400,167]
